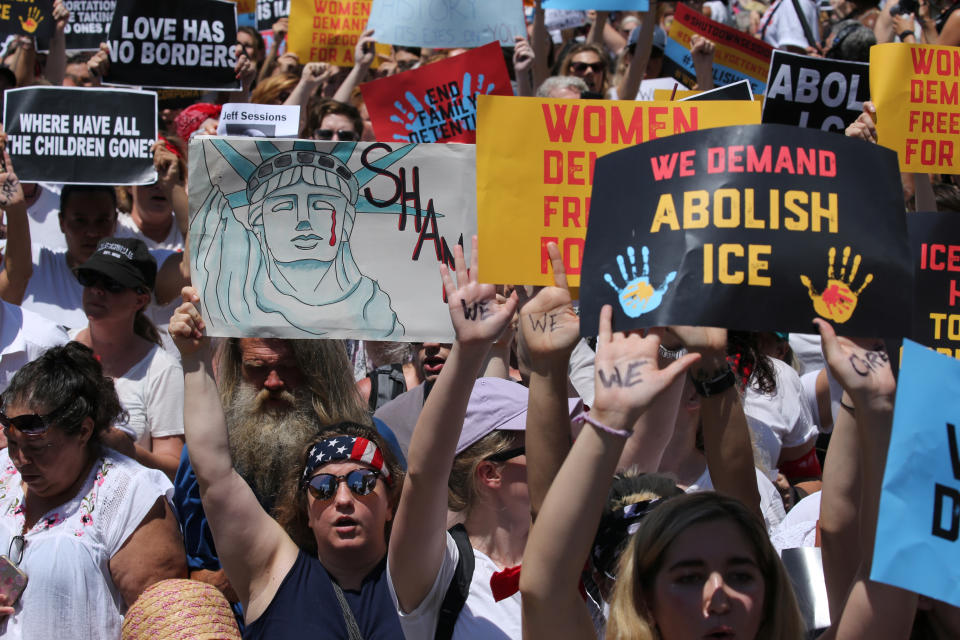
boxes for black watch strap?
[690,366,736,397]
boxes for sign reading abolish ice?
[105,0,239,91]
[907,212,960,359]
[366,0,526,48]
[872,339,960,607]
[361,42,512,144]
[4,87,157,185]
[188,137,476,340]
[762,51,869,132]
[663,3,772,95]
[871,43,960,174]
[578,124,912,337]
[476,95,761,287]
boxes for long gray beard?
[225,384,317,509]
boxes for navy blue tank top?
[244,551,404,639]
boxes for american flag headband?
[300,436,393,488]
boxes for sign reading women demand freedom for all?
[288,0,379,66]
[361,42,512,144]
[907,212,960,359]
[4,87,157,185]
[663,3,772,95]
[0,0,52,39]
[105,0,240,91]
[366,0,526,48]
[871,43,960,174]
[476,96,761,287]
[577,125,912,337]
[872,339,960,607]
[188,137,477,341]
[762,51,869,132]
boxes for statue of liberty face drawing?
[192,139,419,339]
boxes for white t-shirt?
[112,343,185,448]
[0,448,173,640]
[687,466,787,535]
[758,0,820,50]
[21,245,87,329]
[115,212,184,252]
[25,183,65,250]
[743,357,818,476]
[0,300,68,393]
[387,531,522,640]
[771,490,820,553]
[606,77,691,101]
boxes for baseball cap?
[75,237,157,291]
[628,25,668,52]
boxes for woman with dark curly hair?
[0,342,186,639]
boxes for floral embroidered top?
[0,448,172,640]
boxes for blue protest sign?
[543,0,649,9]
[366,0,526,48]
[872,339,960,607]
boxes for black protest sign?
[762,51,869,132]
[907,212,960,358]
[256,0,288,32]
[0,0,53,39]
[105,0,239,91]
[62,0,115,50]
[681,79,753,102]
[4,87,157,185]
[579,124,912,337]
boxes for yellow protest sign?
[871,43,960,174]
[476,95,762,286]
[288,0,379,66]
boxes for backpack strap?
[435,524,475,640]
[790,0,819,48]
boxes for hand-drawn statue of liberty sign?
[187,137,477,340]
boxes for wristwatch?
[690,365,736,397]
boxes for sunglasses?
[314,129,359,141]
[305,468,382,501]
[0,403,67,436]
[569,61,605,74]
[485,446,526,463]
[76,270,130,294]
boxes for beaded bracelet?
[573,412,633,439]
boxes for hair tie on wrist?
[573,411,633,439]
[839,400,856,415]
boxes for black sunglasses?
[305,468,382,501]
[76,270,130,294]
[485,446,526,463]
[314,128,359,141]
[569,61,604,74]
[0,402,68,436]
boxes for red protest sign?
[361,41,513,144]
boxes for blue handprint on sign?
[388,72,497,142]
[603,246,677,318]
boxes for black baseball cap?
[74,237,157,290]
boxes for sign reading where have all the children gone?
[578,124,913,337]
[872,339,960,607]
[361,42,512,144]
[104,0,240,91]
[4,86,157,185]
[476,96,761,287]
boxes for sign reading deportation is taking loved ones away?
[578,124,912,338]
[476,96,761,287]
[762,50,869,132]
[4,86,157,185]
[105,0,239,91]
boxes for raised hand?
[440,236,518,346]
[513,36,535,73]
[151,139,183,194]
[169,286,209,357]
[301,61,336,88]
[592,305,700,426]
[234,44,257,89]
[814,318,895,413]
[355,29,376,68]
[517,242,579,368]
[845,101,877,143]
[88,42,110,81]
[0,150,24,210]
[52,0,69,34]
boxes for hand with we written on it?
[517,242,579,375]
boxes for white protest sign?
[366,0,526,48]
[217,103,300,137]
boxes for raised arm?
[513,36,536,97]
[518,242,580,518]
[530,0,550,91]
[389,237,518,612]
[286,62,337,136]
[257,17,288,83]
[44,0,69,86]
[333,29,375,104]
[0,151,31,304]
[224,44,257,103]
[690,35,715,90]
[618,7,656,101]
[169,287,298,619]
[520,305,699,640]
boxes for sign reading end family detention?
[4,87,158,185]
[578,124,912,337]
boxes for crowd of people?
[0,0,956,638]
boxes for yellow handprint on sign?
[19,6,44,34]
[800,246,873,324]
